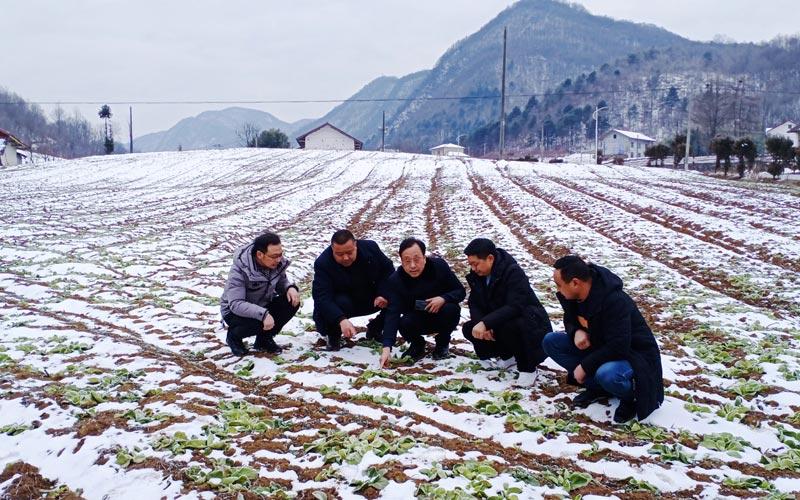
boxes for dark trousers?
[399,303,461,348]
[542,331,634,401]
[313,293,384,338]
[224,293,299,345]
[462,317,546,373]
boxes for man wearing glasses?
[220,232,300,356]
[378,237,465,368]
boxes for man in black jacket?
[313,230,395,351]
[543,255,664,423]
[378,238,465,368]
[462,238,552,387]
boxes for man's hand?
[574,364,587,384]
[339,318,357,339]
[374,296,388,309]
[472,321,493,341]
[379,347,391,368]
[574,329,591,350]
[262,313,275,331]
[286,287,300,307]
[425,296,445,313]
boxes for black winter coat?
[312,240,395,324]
[557,264,664,420]
[465,248,552,336]
[381,256,466,347]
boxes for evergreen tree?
[256,128,290,148]
[732,137,757,178]
[765,136,795,178]
[710,136,734,175]
[98,105,113,155]
[671,133,686,167]
[662,86,680,109]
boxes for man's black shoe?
[226,333,249,357]
[614,399,637,423]
[572,388,608,408]
[253,335,282,354]
[326,334,341,352]
[401,341,426,362]
[432,346,450,360]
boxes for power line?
[1,86,799,107]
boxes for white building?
[600,129,656,158]
[0,128,29,167]
[295,123,363,151]
[766,121,799,148]
[430,143,466,157]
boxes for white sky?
[2,0,796,136]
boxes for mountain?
[303,70,430,146]
[133,0,800,155]
[362,0,696,151]
[134,107,312,152]
[470,39,800,157]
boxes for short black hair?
[553,255,592,282]
[399,237,426,256]
[253,232,281,253]
[463,238,496,259]
[331,229,356,245]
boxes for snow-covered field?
[1,148,799,499]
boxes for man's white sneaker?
[496,357,517,370]
[478,359,496,370]
[513,370,539,387]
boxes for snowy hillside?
[1,149,799,499]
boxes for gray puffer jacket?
[220,243,294,321]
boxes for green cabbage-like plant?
[350,467,389,492]
[648,443,694,464]
[540,468,592,492]
[438,379,477,393]
[700,432,752,457]
[506,414,579,436]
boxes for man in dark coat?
[378,238,465,368]
[542,255,664,423]
[312,229,395,351]
[220,232,300,356]
[462,238,552,387]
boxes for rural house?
[600,129,656,159]
[295,123,363,151]
[0,128,29,167]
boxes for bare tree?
[692,80,734,140]
[235,122,261,147]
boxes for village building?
[0,128,29,167]
[766,121,799,148]
[600,129,656,159]
[295,123,363,151]
[430,143,466,157]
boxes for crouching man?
[378,238,465,368]
[543,255,663,423]
[312,229,394,351]
[220,232,300,356]
[462,238,552,387]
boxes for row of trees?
[646,134,799,179]
[235,123,290,148]
[0,87,106,159]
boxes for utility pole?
[684,95,692,171]
[129,106,133,154]
[540,123,544,161]
[498,26,507,160]
[593,104,608,164]
[381,110,385,152]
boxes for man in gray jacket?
[220,232,300,356]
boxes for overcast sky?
[2,0,796,136]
